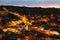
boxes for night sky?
[0,0,60,8]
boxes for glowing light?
[3,28,19,34]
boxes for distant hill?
[0,6,60,15]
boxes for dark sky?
[0,0,60,8]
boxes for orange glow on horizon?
[2,4,60,8]
[18,4,60,8]
[27,5,60,8]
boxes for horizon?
[0,5,60,8]
[0,0,60,8]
